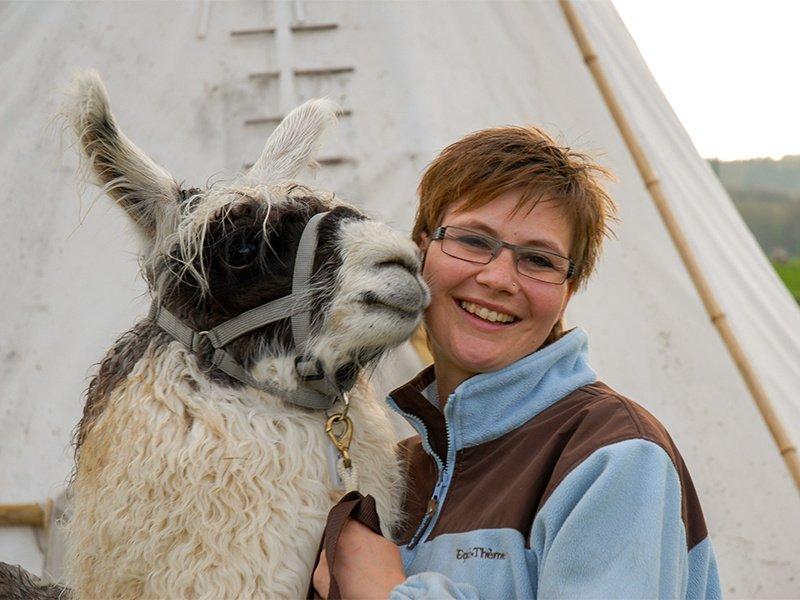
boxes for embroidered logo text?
[455,546,507,562]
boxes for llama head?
[67,70,429,397]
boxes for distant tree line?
[709,156,800,258]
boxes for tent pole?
[0,503,46,527]
[557,0,800,491]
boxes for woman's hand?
[313,518,406,599]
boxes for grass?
[772,258,800,304]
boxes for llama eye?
[224,235,259,269]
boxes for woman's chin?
[450,345,514,375]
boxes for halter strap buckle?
[295,355,325,382]
[191,330,209,354]
[150,210,342,410]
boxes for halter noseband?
[151,210,349,410]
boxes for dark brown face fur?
[159,194,366,370]
[75,190,367,459]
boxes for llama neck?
[68,340,403,599]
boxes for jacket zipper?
[386,394,456,551]
[407,395,455,550]
[406,470,444,549]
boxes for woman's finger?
[312,549,330,599]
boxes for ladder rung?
[249,71,356,81]
[318,156,355,166]
[294,66,354,77]
[242,156,355,170]
[231,27,276,36]
[244,115,283,126]
[244,109,352,127]
[291,22,339,33]
[248,71,280,81]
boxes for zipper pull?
[408,495,438,550]
[425,496,438,517]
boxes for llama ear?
[245,98,339,183]
[66,69,179,238]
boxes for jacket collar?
[388,327,596,458]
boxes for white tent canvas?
[1,1,798,597]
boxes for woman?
[314,126,721,599]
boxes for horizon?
[709,154,800,163]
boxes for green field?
[772,259,800,304]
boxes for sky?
[613,0,800,161]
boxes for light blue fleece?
[387,328,721,599]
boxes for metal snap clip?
[325,413,354,469]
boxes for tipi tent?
[1,1,798,597]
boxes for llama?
[17,70,428,599]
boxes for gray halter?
[151,211,346,410]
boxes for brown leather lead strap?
[306,491,383,600]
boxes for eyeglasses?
[432,226,576,285]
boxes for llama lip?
[360,290,424,318]
[362,301,418,319]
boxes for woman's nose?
[474,247,519,293]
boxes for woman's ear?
[558,288,575,321]
[417,231,429,252]
[417,232,430,270]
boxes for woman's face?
[420,189,574,384]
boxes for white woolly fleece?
[66,341,403,599]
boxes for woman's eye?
[520,252,555,270]
[457,235,492,250]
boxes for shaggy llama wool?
[67,342,402,598]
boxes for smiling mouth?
[457,300,519,324]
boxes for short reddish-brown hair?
[413,125,616,291]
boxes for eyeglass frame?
[431,225,577,284]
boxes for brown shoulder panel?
[397,435,438,544]
[400,382,708,550]
[391,367,449,464]
[539,383,708,549]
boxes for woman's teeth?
[459,301,516,324]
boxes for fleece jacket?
[386,327,721,599]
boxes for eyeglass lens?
[441,227,570,284]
